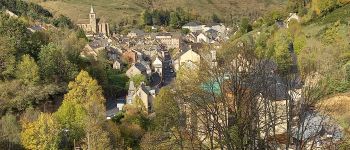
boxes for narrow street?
[162,51,175,86]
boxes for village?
[71,6,231,117]
[2,3,347,149]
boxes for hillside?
[29,0,286,24]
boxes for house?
[152,57,163,76]
[286,13,301,28]
[289,112,343,149]
[140,60,152,76]
[5,10,18,18]
[186,32,201,43]
[205,29,219,41]
[155,33,181,49]
[126,62,147,78]
[77,6,110,36]
[174,46,201,71]
[127,29,145,38]
[126,81,136,104]
[134,82,156,112]
[182,21,205,32]
[203,23,226,33]
[27,25,46,33]
[197,33,210,43]
[122,49,138,64]
[113,60,122,70]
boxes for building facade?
[77,6,110,36]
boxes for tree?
[0,37,16,79]
[38,43,78,83]
[312,0,338,15]
[16,54,40,85]
[273,29,294,75]
[54,100,86,148]
[142,10,153,26]
[211,13,221,23]
[170,12,181,28]
[21,113,61,150]
[0,113,21,150]
[52,15,74,28]
[55,70,111,148]
[130,74,147,88]
[240,18,252,34]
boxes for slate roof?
[205,22,221,27]
[134,62,147,72]
[293,112,343,141]
[183,21,202,27]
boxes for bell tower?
[89,5,97,33]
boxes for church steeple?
[90,5,95,14]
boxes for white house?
[5,10,18,18]
[286,13,301,28]
[152,57,163,76]
[126,81,136,104]
[182,21,205,32]
[197,33,210,43]
[113,60,122,70]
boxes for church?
[77,6,110,36]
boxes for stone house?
[155,33,181,49]
[126,62,147,78]
[174,47,201,71]
[127,29,145,38]
[134,83,156,112]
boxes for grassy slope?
[320,93,350,133]
[29,0,286,24]
[307,4,350,135]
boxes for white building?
[152,57,163,76]
[182,22,205,32]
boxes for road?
[162,51,175,86]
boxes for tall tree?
[0,37,16,79]
[16,54,40,85]
[55,70,111,148]
[170,12,181,28]
[142,10,153,26]
[273,29,294,75]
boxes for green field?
[29,0,286,24]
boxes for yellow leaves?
[21,113,61,150]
